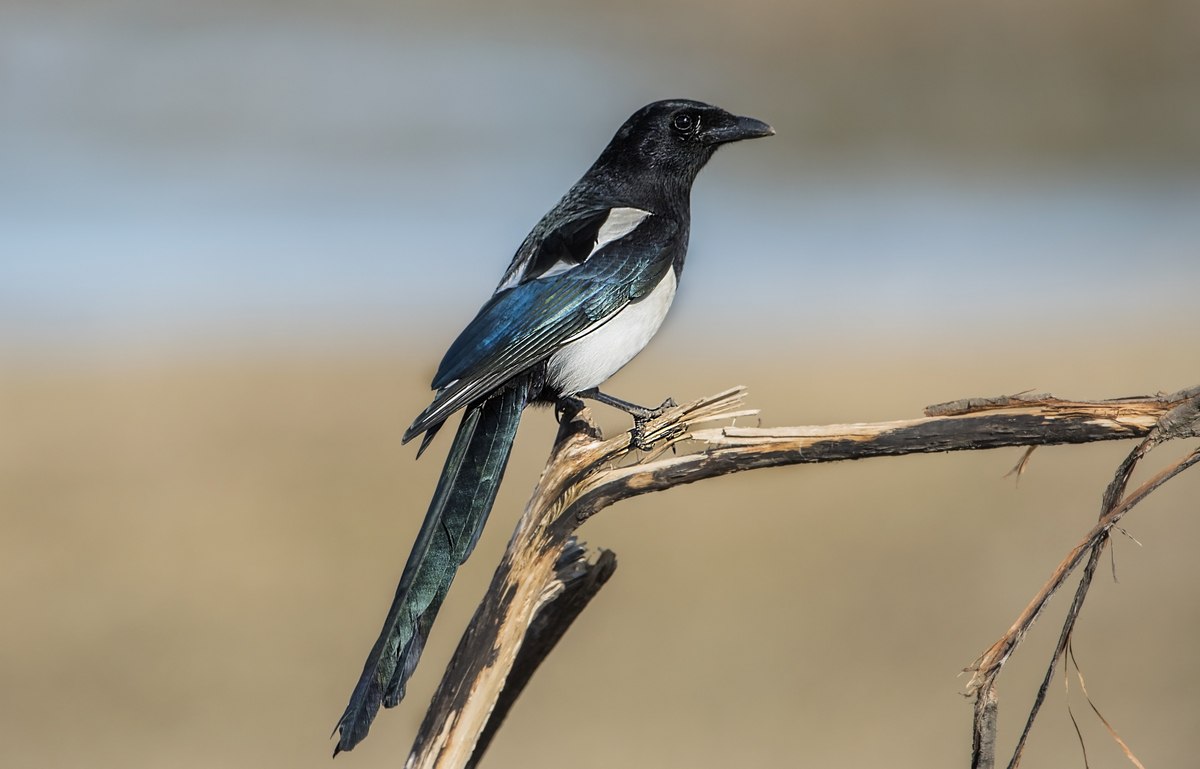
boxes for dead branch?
[968,387,1200,769]
[402,385,1200,769]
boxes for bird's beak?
[702,114,775,145]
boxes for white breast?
[546,269,678,395]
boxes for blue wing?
[403,213,678,443]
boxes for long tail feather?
[333,383,527,754]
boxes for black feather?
[334,383,528,754]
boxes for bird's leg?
[576,388,677,449]
[576,388,663,419]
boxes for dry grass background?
[2,336,1197,769]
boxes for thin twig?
[961,390,1200,768]
[971,683,998,769]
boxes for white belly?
[546,269,677,395]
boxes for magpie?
[334,99,772,754]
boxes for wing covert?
[404,214,679,442]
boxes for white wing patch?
[535,207,653,280]
[591,207,653,257]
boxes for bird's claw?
[630,418,655,451]
[629,397,679,450]
[555,396,585,424]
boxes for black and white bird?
[334,99,773,754]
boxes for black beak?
[702,114,775,146]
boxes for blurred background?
[2,1,1198,767]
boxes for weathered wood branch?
[404,385,1200,769]
[968,387,1200,769]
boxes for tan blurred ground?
[1,339,1196,769]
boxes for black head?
[591,99,773,191]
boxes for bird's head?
[593,99,774,189]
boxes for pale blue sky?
[3,3,1198,354]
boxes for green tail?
[334,384,527,754]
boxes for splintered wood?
[405,385,1200,769]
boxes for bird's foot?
[555,396,586,424]
[630,397,679,450]
[574,389,683,450]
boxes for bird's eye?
[672,113,694,133]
